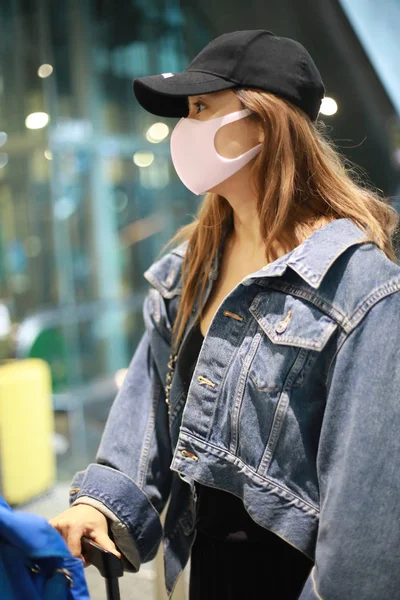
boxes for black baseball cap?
[132,29,325,122]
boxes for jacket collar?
[144,218,369,296]
[253,217,369,289]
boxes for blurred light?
[0,132,7,147]
[146,122,169,143]
[110,190,128,213]
[0,153,8,168]
[139,157,170,189]
[320,97,338,116]
[0,304,11,337]
[52,432,69,455]
[38,64,53,78]
[133,151,154,167]
[54,196,76,220]
[25,112,50,130]
[115,368,128,389]
[44,149,53,160]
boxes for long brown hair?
[157,88,400,354]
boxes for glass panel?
[0,0,200,479]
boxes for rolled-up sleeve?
[69,289,174,572]
[299,290,400,599]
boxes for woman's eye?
[194,101,205,114]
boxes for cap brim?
[132,70,238,118]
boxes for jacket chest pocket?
[239,290,338,392]
[233,290,339,471]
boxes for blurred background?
[0,0,399,595]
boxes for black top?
[177,319,314,566]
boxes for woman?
[50,30,400,599]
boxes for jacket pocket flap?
[249,291,338,351]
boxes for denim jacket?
[70,217,400,599]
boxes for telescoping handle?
[81,536,124,600]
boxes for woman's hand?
[49,504,121,567]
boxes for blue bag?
[0,494,90,600]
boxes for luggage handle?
[81,536,123,600]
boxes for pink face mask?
[170,108,263,195]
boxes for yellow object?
[0,359,56,505]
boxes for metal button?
[181,449,199,461]
[275,320,288,333]
[30,564,41,574]
[197,375,216,388]
[275,310,292,334]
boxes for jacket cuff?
[69,463,163,566]
[72,496,141,573]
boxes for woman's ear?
[258,126,265,144]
